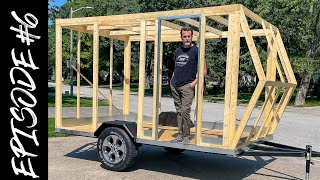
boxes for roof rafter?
[176,18,223,36]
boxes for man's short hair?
[180,26,193,36]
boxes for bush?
[48,87,55,92]
[207,86,224,95]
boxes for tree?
[251,0,320,105]
[48,0,141,84]
[294,1,320,106]
[48,1,72,81]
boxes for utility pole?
[69,0,93,96]
[69,0,74,96]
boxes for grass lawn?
[48,118,72,137]
[204,92,320,107]
[287,96,320,106]
[48,95,108,107]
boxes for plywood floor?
[58,117,250,144]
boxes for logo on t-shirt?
[176,54,189,66]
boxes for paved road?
[48,82,320,179]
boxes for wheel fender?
[94,121,137,140]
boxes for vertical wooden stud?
[55,25,62,128]
[223,11,240,147]
[92,23,99,131]
[123,39,131,115]
[196,15,206,145]
[76,31,81,119]
[137,20,147,138]
[109,39,113,116]
[152,20,159,139]
[158,40,163,114]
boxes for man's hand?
[189,60,206,89]
[189,81,196,89]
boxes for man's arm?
[189,61,207,88]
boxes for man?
[170,26,207,143]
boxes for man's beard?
[183,41,191,46]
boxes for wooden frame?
[55,4,296,152]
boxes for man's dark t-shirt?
[171,45,198,87]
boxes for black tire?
[97,127,138,171]
[163,147,185,154]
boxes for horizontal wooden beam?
[109,29,181,37]
[148,29,180,35]
[86,22,155,30]
[63,25,128,41]
[110,30,139,36]
[129,29,272,42]
[90,25,119,30]
[132,25,172,31]
[64,25,92,33]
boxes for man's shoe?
[170,134,183,143]
[182,135,191,144]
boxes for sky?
[49,0,67,8]
[48,0,67,24]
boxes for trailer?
[54,3,320,177]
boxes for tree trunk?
[317,83,320,99]
[145,74,151,89]
[144,57,152,89]
[294,74,311,106]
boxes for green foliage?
[48,87,55,92]
[292,57,320,77]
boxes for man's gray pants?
[170,84,194,137]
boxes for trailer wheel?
[164,147,185,154]
[97,127,138,171]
